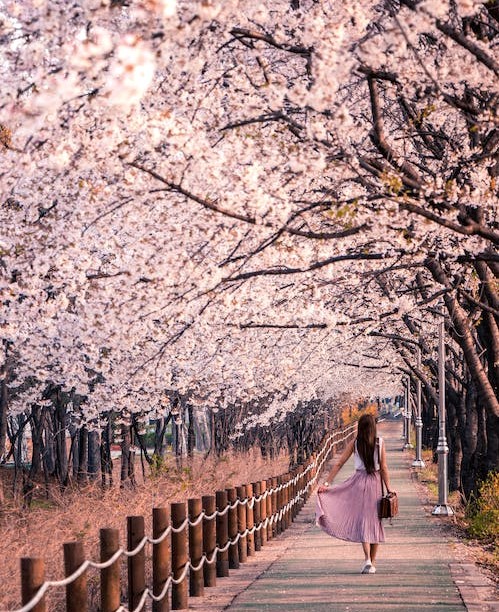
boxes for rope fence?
[7,423,356,612]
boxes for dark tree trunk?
[486,413,499,473]
[456,383,467,493]
[71,429,79,480]
[0,352,9,462]
[187,403,195,458]
[209,410,215,457]
[53,390,68,486]
[477,401,488,484]
[462,379,479,498]
[128,426,136,484]
[77,427,88,483]
[120,424,136,488]
[101,415,113,488]
[154,418,166,456]
[120,423,130,484]
[88,430,100,480]
[476,313,499,475]
[29,406,43,483]
[447,397,462,492]
[43,416,56,476]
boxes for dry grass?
[0,449,289,609]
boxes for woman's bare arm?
[317,439,355,492]
[379,442,392,493]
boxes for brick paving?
[188,422,498,612]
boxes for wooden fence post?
[202,495,216,587]
[260,480,267,545]
[303,460,310,502]
[236,485,247,563]
[153,507,170,612]
[271,477,278,537]
[297,468,303,512]
[282,475,289,530]
[21,558,46,612]
[245,483,255,556]
[64,541,87,612]
[281,475,288,531]
[289,472,295,523]
[284,473,291,529]
[226,487,240,569]
[127,516,146,611]
[311,453,317,491]
[171,502,188,610]
[291,470,298,520]
[188,498,204,597]
[100,528,120,612]
[252,481,261,551]
[296,469,301,514]
[276,477,283,534]
[215,490,229,577]
[266,479,273,541]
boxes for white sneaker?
[367,565,376,574]
[361,561,372,574]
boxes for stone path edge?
[220,521,312,611]
[188,512,314,611]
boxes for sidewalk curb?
[449,564,499,612]
[406,455,498,612]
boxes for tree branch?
[367,76,423,185]
[221,111,304,133]
[436,20,499,76]
[400,200,499,244]
[233,322,328,330]
[458,287,499,318]
[229,27,311,57]
[367,331,420,345]
[223,252,388,282]
[131,162,257,224]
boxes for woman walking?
[316,413,393,574]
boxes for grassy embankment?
[0,448,289,610]
[412,448,498,581]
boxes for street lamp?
[401,388,407,440]
[403,376,413,449]
[432,305,454,516]
[412,346,425,468]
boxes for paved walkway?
[191,422,498,612]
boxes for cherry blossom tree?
[0,0,497,496]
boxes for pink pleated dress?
[316,438,385,543]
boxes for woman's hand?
[317,483,330,493]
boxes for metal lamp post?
[401,390,407,440]
[412,347,425,468]
[403,377,413,449]
[432,306,454,516]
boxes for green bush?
[466,472,499,541]
[150,453,169,478]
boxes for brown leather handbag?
[377,441,398,519]
[379,490,399,519]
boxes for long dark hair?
[356,413,377,474]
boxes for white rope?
[147,525,172,544]
[9,424,355,612]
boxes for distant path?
[191,422,498,612]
